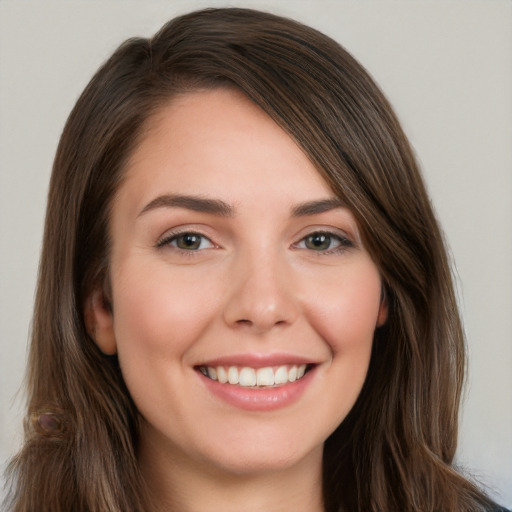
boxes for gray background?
[1,0,511,506]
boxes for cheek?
[110,260,220,366]
[304,261,383,356]
[108,260,224,422]
[301,262,382,429]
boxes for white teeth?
[274,365,288,385]
[256,367,274,386]
[239,367,257,387]
[201,364,309,387]
[217,366,228,384]
[228,366,239,385]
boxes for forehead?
[119,88,334,211]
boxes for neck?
[138,428,325,512]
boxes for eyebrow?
[138,194,234,217]
[291,198,346,217]
[138,194,345,219]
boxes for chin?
[197,432,324,477]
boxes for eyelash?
[156,229,353,255]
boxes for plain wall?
[1,0,511,506]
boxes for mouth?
[195,357,318,411]
[195,364,314,388]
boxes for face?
[89,88,387,478]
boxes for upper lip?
[195,353,318,368]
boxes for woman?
[4,7,507,512]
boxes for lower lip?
[198,368,315,411]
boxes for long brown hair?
[5,7,498,512]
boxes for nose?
[222,250,299,334]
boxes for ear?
[84,288,117,355]
[376,286,389,327]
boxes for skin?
[87,88,387,512]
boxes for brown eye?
[158,232,214,251]
[304,233,333,251]
[175,233,203,250]
[297,231,353,253]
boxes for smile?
[197,364,310,388]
